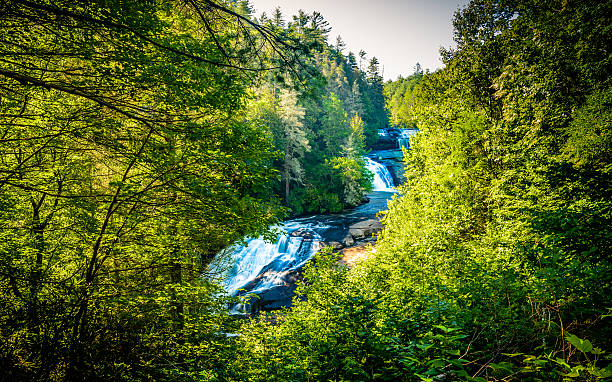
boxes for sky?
[248,0,470,81]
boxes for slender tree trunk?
[29,194,46,331]
[170,257,184,332]
[67,126,153,379]
[285,172,290,203]
[284,147,290,203]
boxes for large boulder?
[348,219,383,240]
[236,269,302,314]
[342,235,355,247]
[383,160,406,185]
[289,228,315,240]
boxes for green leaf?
[591,347,605,355]
[434,324,457,333]
[488,362,514,373]
[428,358,446,368]
[592,367,612,378]
[416,343,433,351]
[553,357,571,369]
[562,369,581,378]
[566,334,593,353]
[468,377,487,382]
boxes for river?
[209,154,399,313]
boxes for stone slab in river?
[348,219,383,239]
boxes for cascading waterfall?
[397,128,418,149]
[211,221,323,297]
[365,157,395,192]
[210,157,395,311]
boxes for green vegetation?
[1,0,610,381]
[0,0,381,379]
[231,0,612,381]
[383,65,424,128]
[247,8,386,214]
[0,1,289,379]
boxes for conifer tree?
[320,94,350,157]
[272,7,284,27]
[346,81,365,118]
[278,89,310,202]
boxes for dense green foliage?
[0,0,383,379]
[0,0,290,380]
[383,66,424,128]
[232,0,612,381]
[246,8,386,214]
[2,0,610,381]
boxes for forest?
[0,0,610,381]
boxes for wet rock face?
[289,228,316,240]
[342,235,355,247]
[348,219,383,240]
[373,127,417,151]
[385,161,406,185]
[237,269,303,314]
[373,129,401,150]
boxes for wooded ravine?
[0,0,610,381]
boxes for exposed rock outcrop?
[290,228,316,239]
[348,219,383,240]
[238,269,302,314]
[342,235,355,247]
[340,244,369,267]
[327,241,344,250]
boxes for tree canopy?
[2,0,610,381]
[0,0,290,379]
[230,0,612,380]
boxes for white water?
[397,128,418,149]
[210,157,395,300]
[365,157,395,192]
[210,221,325,296]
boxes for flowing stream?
[209,156,397,312]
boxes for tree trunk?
[29,194,46,330]
[170,255,184,331]
[284,147,290,203]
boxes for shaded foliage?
[0,0,291,380]
[231,0,612,381]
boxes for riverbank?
[210,154,401,314]
[220,190,395,314]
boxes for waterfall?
[210,157,395,311]
[209,221,323,297]
[365,157,395,192]
[397,128,418,149]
